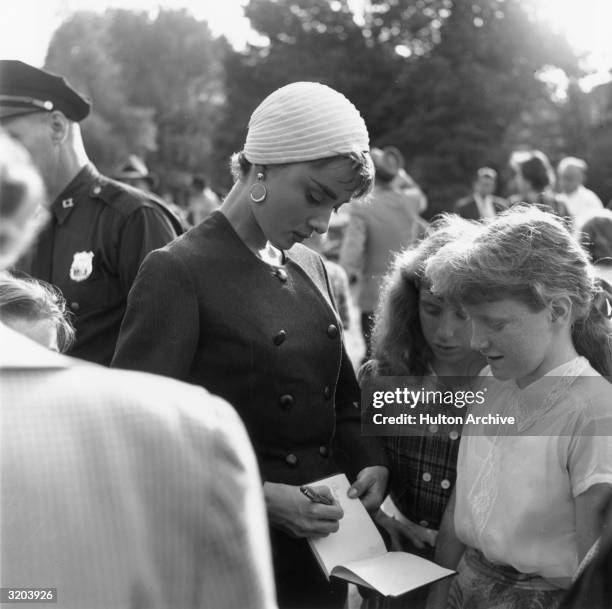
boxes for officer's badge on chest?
[69,251,94,282]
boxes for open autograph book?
[306,473,455,597]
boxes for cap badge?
[69,251,94,282]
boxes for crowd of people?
[1,59,612,609]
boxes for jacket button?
[273,268,288,283]
[327,324,339,339]
[323,385,332,400]
[273,330,286,346]
[279,394,294,409]
[92,185,102,195]
[319,446,329,457]
[70,302,80,311]
[285,454,298,467]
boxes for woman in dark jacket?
[112,81,388,609]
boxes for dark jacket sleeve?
[559,517,612,609]
[117,206,179,294]
[332,341,388,480]
[112,248,198,381]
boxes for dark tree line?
[45,1,612,211]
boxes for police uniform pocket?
[61,278,117,314]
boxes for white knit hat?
[243,82,370,165]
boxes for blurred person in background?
[387,147,428,216]
[112,82,388,609]
[187,173,220,226]
[317,205,351,262]
[0,60,183,365]
[508,150,571,222]
[454,167,507,220]
[0,274,74,352]
[304,231,351,329]
[577,210,612,288]
[341,145,423,362]
[557,157,603,226]
[320,147,427,266]
[112,154,158,193]
[0,129,277,609]
[113,154,189,227]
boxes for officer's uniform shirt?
[17,164,181,365]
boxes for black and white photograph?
[1,1,612,608]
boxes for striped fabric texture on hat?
[244,81,370,164]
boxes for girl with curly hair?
[360,216,484,608]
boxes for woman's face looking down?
[252,157,361,250]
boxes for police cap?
[0,60,91,122]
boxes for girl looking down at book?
[359,216,485,609]
[424,207,612,609]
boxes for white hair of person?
[558,156,588,174]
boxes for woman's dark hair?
[191,175,208,190]
[427,206,612,377]
[368,215,481,377]
[578,211,612,267]
[519,156,551,191]
[229,150,375,200]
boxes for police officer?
[0,60,183,365]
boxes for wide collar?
[507,356,591,431]
[51,163,100,226]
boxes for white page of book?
[333,552,455,597]
[380,495,411,524]
[307,473,386,576]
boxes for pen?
[300,485,334,505]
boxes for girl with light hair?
[424,207,612,609]
[0,273,74,352]
[113,82,388,609]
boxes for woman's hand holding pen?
[264,482,344,538]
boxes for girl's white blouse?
[455,356,612,585]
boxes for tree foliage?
[45,13,156,172]
[45,9,227,197]
[46,2,610,209]
[584,83,612,206]
[214,0,580,213]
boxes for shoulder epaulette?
[92,177,185,235]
